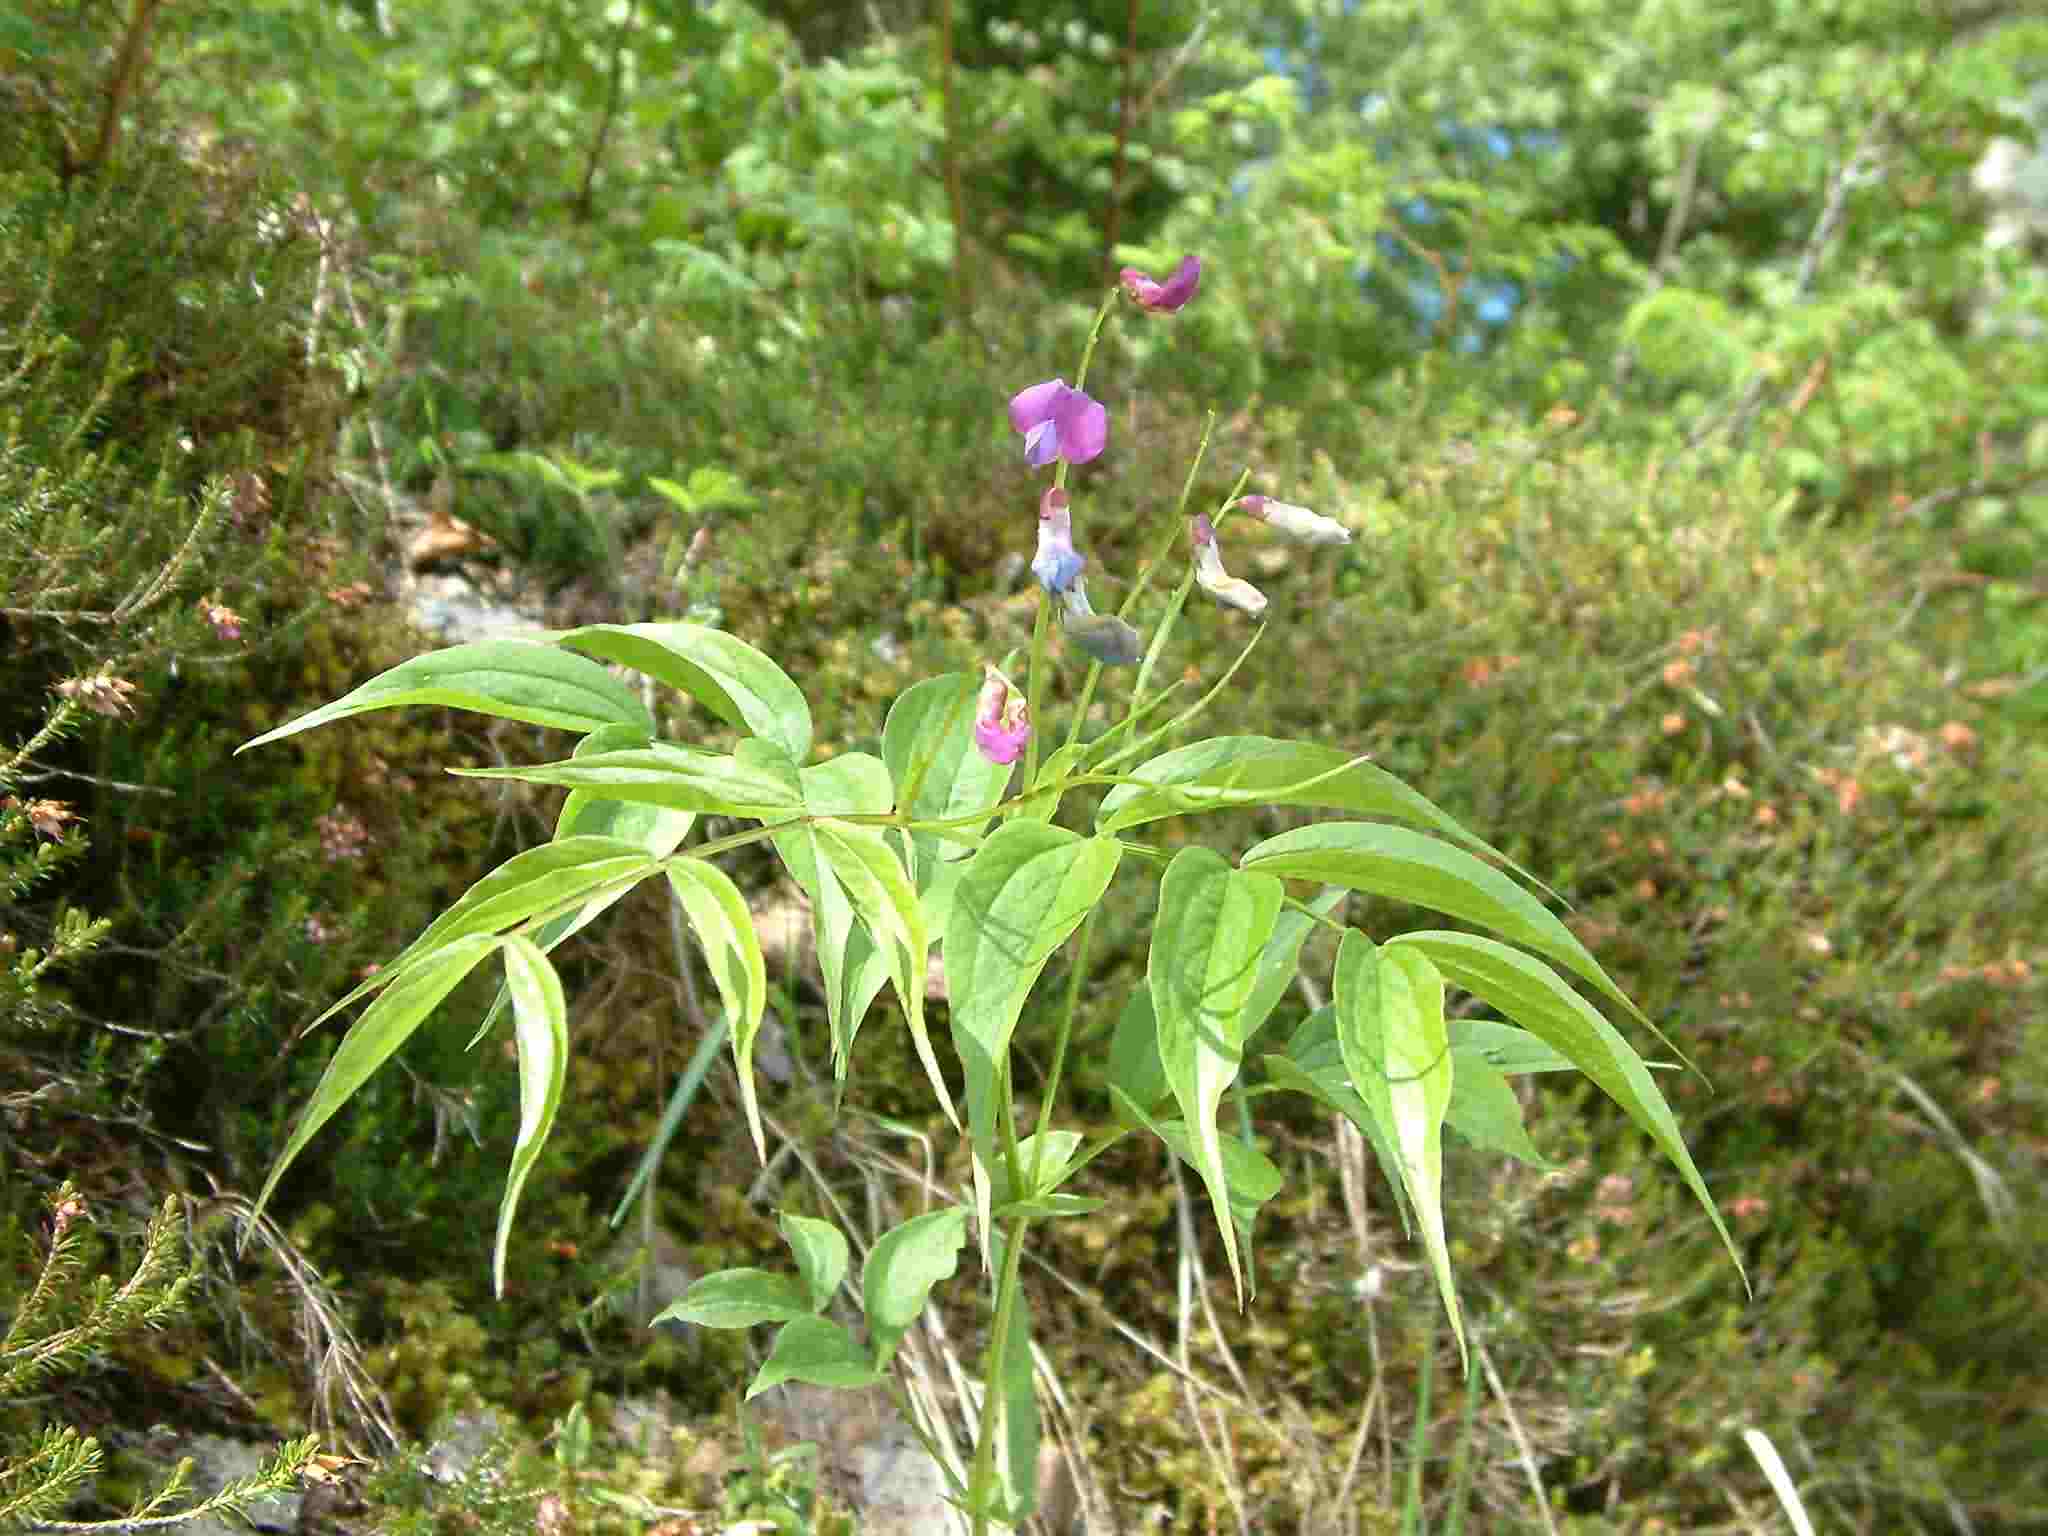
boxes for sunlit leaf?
[779,1212,849,1313]
[1147,846,1283,1303]
[748,1316,883,1397]
[1388,930,1743,1285]
[494,938,567,1297]
[863,1205,969,1369]
[238,640,651,751]
[1240,821,1649,1029]
[665,857,770,1159]
[552,621,812,763]
[454,738,804,819]
[1335,931,1464,1365]
[882,672,1011,879]
[945,824,1122,1201]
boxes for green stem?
[1027,911,1096,1195]
[969,1205,1032,1536]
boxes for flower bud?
[1234,495,1351,547]
[1190,515,1268,618]
[973,663,1030,765]
[1031,487,1086,594]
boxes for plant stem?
[969,1205,1032,1536]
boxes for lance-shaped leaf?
[863,1205,969,1369]
[1240,821,1651,1031]
[1147,846,1283,1304]
[1388,929,1744,1285]
[552,621,813,763]
[1260,1052,1413,1235]
[1335,932,1464,1366]
[239,639,651,752]
[1449,1017,1578,1074]
[882,672,1012,880]
[1106,988,1170,1125]
[475,727,696,1045]
[748,1316,883,1397]
[455,738,804,820]
[317,836,658,1046]
[254,933,501,1228]
[1444,1047,1552,1165]
[1117,1088,1285,1254]
[665,857,769,1159]
[811,818,956,1129]
[1238,885,1348,1049]
[495,937,567,1297]
[769,755,895,1084]
[657,1269,813,1330]
[1096,739,1540,883]
[945,823,1122,1191]
[779,1213,849,1313]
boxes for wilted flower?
[1008,379,1107,468]
[55,672,137,718]
[1119,255,1201,313]
[973,663,1030,765]
[1233,495,1352,547]
[1058,580,1144,665]
[198,595,244,640]
[1031,487,1086,594]
[1190,515,1268,618]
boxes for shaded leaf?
[779,1213,849,1313]
[863,1205,969,1369]
[748,1317,883,1397]
[658,1269,812,1330]
[665,858,770,1159]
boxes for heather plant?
[0,1183,317,1532]
[241,257,1742,1528]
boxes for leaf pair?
[659,1206,969,1396]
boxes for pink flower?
[198,595,244,640]
[1119,255,1201,313]
[1190,515,1268,618]
[1232,495,1352,547]
[1058,580,1144,665]
[1032,487,1086,594]
[973,663,1030,765]
[1008,379,1107,467]
[55,672,138,718]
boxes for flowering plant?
[241,257,1739,1531]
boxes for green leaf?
[660,1269,815,1330]
[254,934,501,1228]
[1240,821,1648,1029]
[882,673,1011,878]
[945,824,1123,1188]
[771,757,895,1084]
[1239,885,1347,1048]
[1388,930,1743,1286]
[238,640,652,752]
[665,858,770,1159]
[1448,1017,1578,1074]
[986,1247,1040,1523]
[1106,988,1169,1124]
[862,1205,969,1369]
[1444,1047,1552,1165]
[315,836,656,1047]
[1258,1053,1413,1233]
[455,739,805,819]
[779,1213,849,1313]
[494,938,567,1297]
[1150,1114,1285,1250]
[988,1130,1085,1205]
[1147,846,1284,1303]
[552,622,812,763]
[1335,932,1464,1366]
[475,726,694,1043]
[811,818,955,1129]
[748,1316,883,1398]
[1017,741,1086,824]
[1095,738,1538,881]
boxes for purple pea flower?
[1032,487,1087,595]
[1118,255,1201,313]
[1190,514,1268,619]
[973,663,1030,765]
[1008,379,1107,468]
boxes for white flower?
[1235,494,1352,547]
[1190,515,1268,618]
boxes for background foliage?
[3,0,2045,1531]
